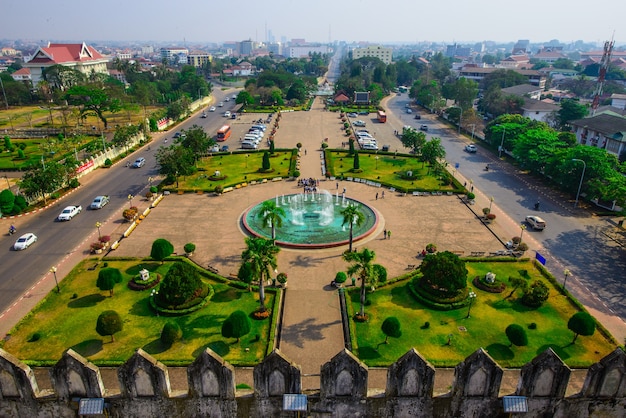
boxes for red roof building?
[24,42,109,86]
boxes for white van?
[362,143,379,150]
[244,134,261,143]
[241,141,258,149]
[251,124,267,131]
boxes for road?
[0,87,240,323]
[384,94,626,332]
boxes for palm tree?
[341,203,365,253]
[241,237,280,312]
[257,200,286,242]
[343,248,377,318]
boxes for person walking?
[382,191,385,199]
[383,229,387,239]
[376,192,379,200]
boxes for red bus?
[377,110,387,123]
[216,125,231,141]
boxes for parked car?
[90,195,110,210]
[464,144,477,153]
[231,113,237,119]
[525,215,546,230]
[132,157,146,168]
[420,124,429,131]
[210,144,220,153]
[382,145,390,152]
[347,112,357,118]
[406,108,413,114]
[353,120,366,127]
[220,145,230,152]
[224,111,231,117]
[209,106,216,112]
[57,205,82,221]
[358,111,369,115]
[414,114,421,119]
[173,132,182,138]
[13,233,37,251]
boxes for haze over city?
[3,0,624,45]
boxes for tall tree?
[568,312,596,344]
[221,310,252,343]
[241,237,280,313]
[381,317,402,344]
[96,310,123,342]
[257,200,286,241]
[340,203,365,253]
[155,144,195,187]
[179,125,210,163]
[64,84,121,129]
[343,248,377,318]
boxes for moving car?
[420,124,429,131]
[90,195,110,210]
[218,102,224,107]
[200,112,207,118]
[132,157,146,168]
[57,205,82,221]
[209,106,216,112]
[525,215,546,230]
[414,114,421,119]
[406,108,413,114]
[13,233,37,251]
[224,97,230,102]
[465,144,477,153]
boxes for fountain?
[243,190,378,249]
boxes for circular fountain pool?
[242,190,378,249]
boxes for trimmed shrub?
[334,271,347,284]
[151,238,174,263]
[96,310,123,342]
[568,312,596,344]
[521,280,550,308]
[505,324,528,347]
[184,243,196,254]
[381,317,402,343]
[160,322,183,346]
[221,310,252,343]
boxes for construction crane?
[591,37,615,115]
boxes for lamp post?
[246,154,249,168]
[563,269,571,291]
[50,266,60,293]
[469,124,476,140]
[375,156,379,170]
[498,125,506,158]
[572,159,586,208]
[457,107,463,135]
[127,194,134,208]
[466,290,477,318]
[95,222,102,239]
[520,224,527,243]
[489,196,494,213]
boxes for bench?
[407,264,416,270]
[470,251,485,257]
[229,273,239,279]
[452,251,465,256]
[207,265,219,274]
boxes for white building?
[287,45,331,58]
[352,45,393,64]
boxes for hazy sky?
[4,0,624,46]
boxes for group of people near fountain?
[298,177,320,193]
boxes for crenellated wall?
[0,346,624,417]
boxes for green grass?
[1,259,276,366]
[328,150,457,192]
[172,150,295,191]
[350,260,617,368]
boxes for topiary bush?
[160,321,183,346]
[521,280,550,308]
[150,238,174,263]
[184,243,196,254]
[334,271,347,284]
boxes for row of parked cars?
[241,123,268,149]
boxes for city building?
[287,44,331,58]
[10,67,31,83]
[160,47,188,64]
[187,51,212,68]
[569,113,626,158]
[352,45,393,64]
[23,42,109,86]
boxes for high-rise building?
[352,45,393,64]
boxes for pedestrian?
[471,185,474,192]
[464,181,467,187]
[387,230,391,239]
[383,229,387,239]
[382,191,385,199]
[343,187,346,194]
[305,149,307,155]
[376,192,378,200]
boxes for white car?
[353,120,366,127]
[224,111,231,118]
[57,205,82,221]
[14,233,37,250]
[90,195,110,210]
[209,106,216,112]
[224,97,230,102]
[525,215,546,230]
[465,144,477,153]
[218,102,224,107]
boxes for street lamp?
[489,196,494,213]
[466,290,477,318]
[520,224,527,243]
[50,266,60,293]
[127,194,134,208]
[572,159,586,208]
[375,156,379,170]
[563,269,571,291]
[246,154,250,168]
[95,222,102,239]
[498,125,506,158]
[469,124,476,140]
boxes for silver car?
[14,233,37,250]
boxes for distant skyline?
[3,0,625,47]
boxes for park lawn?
[174,151,294,191]
[350,260,617,368]
[329,150,454,192]
[1,259,276,367]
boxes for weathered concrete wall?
[0,347,624,417]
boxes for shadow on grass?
[129,297,153,317]
[358,345,382,360]
[183,314,229,340]
[70,339,103,357]
[390,284,423,309]
[67,293,106,308]
[143,338,170,355]
[192,340,230,358]
[485,343,515,361]
[212,288,243,303]
[125,262,162,275]
[537,344,571,360]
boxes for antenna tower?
[591,36,614,115]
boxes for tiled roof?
[569,113,626,137]
[28,43,105,65]
[12,67,30,75]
